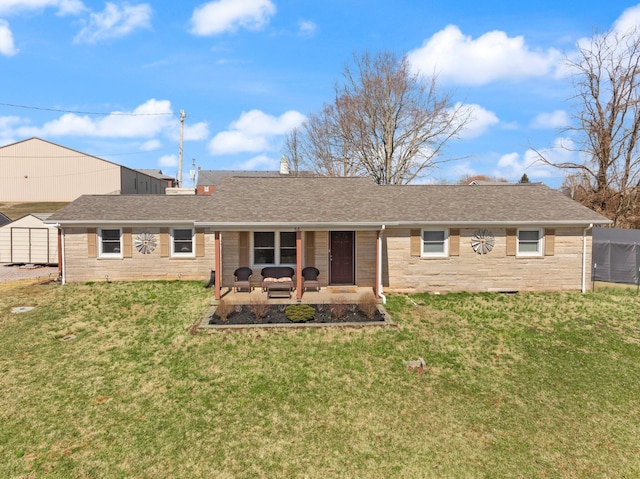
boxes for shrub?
[248,297,271,320]
[285,304,316,322]
[358,292,378,320]
[215,300,232,321]
[329,298,349,321]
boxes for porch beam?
[296,230,302,300]
[214,231,221,301]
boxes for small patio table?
[267,282,293,298]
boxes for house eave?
[394,219,613,227]
[47,218,612,229]
[45,220,196,227]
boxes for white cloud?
[298,20,317,37]
[209,130,269,154]
[0,19,18,56]
[15,99,176,139]
[74,2,151,44]
[0,0,85,16]
[184,122,210,141]
[457,103,499,139]
[189,0,275,36]
[237,154,279,170]
[159,154,177,167]
[407,24,563,85]
[231,109,304,136]
[493,137,575,180]
[0,115,23,130]
[0,116,23,145]
[531,110,569,129]
[140,139,161,151]
[613,4,640,35]
[208,109,305,155]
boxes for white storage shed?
[0,213,58,264]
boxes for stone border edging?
[197,304,395,330]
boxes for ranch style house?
[45,176,611,300]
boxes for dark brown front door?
[330,231,354,284]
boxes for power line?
[0,102,175,116]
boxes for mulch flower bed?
[208,303,386,325]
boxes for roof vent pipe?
[280,155,290,175]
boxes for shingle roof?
[47,195,215,224]
[196,169,315,186]
[196,170,284,186]
[47,176,611,227]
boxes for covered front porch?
[208,228,386,303]
[215,285,379,305]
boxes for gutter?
[44,220,195,227]
[582,223,594,293]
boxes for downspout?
[582,223,593,293]
[55,224,66,285]
[377,225,386,304]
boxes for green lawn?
[1,280,639,478]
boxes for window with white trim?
[517,229,543,256]
[171,228,195,257]
[99,228,122,258]
[253,231,297,265]
[421,229,448,257]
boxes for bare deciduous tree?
[541,28,640,227]
[284,51,471,184]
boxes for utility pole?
[178,109,186,187]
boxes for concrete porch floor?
[214,286,378,305]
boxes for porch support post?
[296,230,303,300]
[375,230,381,298]
[214,231,221,301]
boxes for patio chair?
[302,266,320,292]
[233,267,253,292]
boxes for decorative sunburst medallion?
[134,232,157,255]
[471,229,495,255]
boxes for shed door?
[330,231,354,284]
[11,228,50,263]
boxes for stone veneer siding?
[62,226,591,292]
[62,227,215,283]
[382,227,592,293]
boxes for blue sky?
[1,0,639,188]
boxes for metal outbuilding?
[0,213,58,265]
[0,137,169,202]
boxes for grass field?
[0,202,69,221]
[1,279,639,478]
